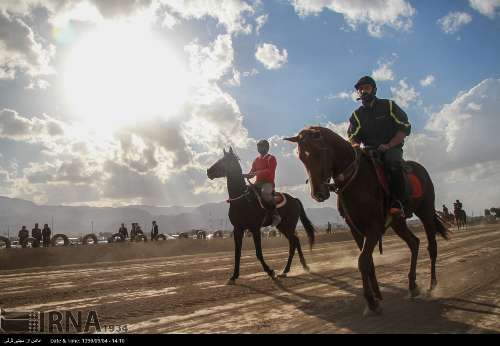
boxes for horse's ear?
[229,146,234,154]
[223,148,227,155]
[283,136,300,143]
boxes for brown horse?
[284,126,450,315]
[207,147,315,284]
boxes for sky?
[0,0,499,215]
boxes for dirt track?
[1,225,499,334]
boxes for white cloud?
[0,109,65,142]
[400,79,500,211]
[0,11,55,79]
[332,92,350,99]
[324,91,357,102]
[242,68,259,77]
[390,79,420,108]
[25,79,51,90]
[420,75,435,87]
[290,0,416,37]
[226,68,241,87]
[158,0,256,35]
[469,0,500,18]
[255,43,288,70]
[438,12,472,34]
[372,62,395,81]
[255,14,268,34]
[423,78,500,163]
[185,34,234,82]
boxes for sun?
[64,22,190,129]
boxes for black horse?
[454,208,467,230]
[207,147,315,284]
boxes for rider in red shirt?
[244,139,281,227]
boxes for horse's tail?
[297,198,315,250]
[434,212,451,240]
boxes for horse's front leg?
[251,227,276,279]
[359,232,382,316]
[228,227,244,285]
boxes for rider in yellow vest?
[347,76,412,217]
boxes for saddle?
[364,149,423,201]
[249,185,287,210]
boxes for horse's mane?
[302,126,349,146]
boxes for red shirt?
[250,154,277,187]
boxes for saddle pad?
[408,173,423,199]
[275,193,287,209]
[256,192,287,209]
[372,159,423,200]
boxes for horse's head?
[284,126,334,202]
[207,146,241,180]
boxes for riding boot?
[270,206,282,227]
[389,167,411,218]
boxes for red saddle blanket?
[372,160,423,200]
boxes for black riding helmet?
[257,139,270,154]
[354,75,377,91]
[354,75,377,104]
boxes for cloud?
[290,0,416,37]
[88,0,153,18]
[185,34,234,82]
[420,75,435,87]
[332,92,351,99]
[158,0,256,35]
[242,68,259,77]
[25,79,51,90]
[255,43,288,70]
[372,62,395,81]
[469,0,500,18]
[399,79,500,211]
[0,11,55,79]
[255,13,268,34]
[226,68,241,87]
[390,79,420,108]
[422,78,500,166]
[438,12,472,34]
[324,91,357,102]
[0,109,65,142]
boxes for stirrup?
[389,200,406,218]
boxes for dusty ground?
[0,225,499,334]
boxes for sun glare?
[64,22,190,129]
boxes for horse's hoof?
[278,272,288,278]
[363,304,383,317]
[303,265,311,273]
[429,280,437,291]
[226,278,236,285]
[409,285,421,298]
[269,270,278,280]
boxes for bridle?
[328,147,360,194]
[306,133,360,195]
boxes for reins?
[320,141,383,254]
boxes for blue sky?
[0,0,499,211]
[227,0,500,137]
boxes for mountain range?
[0,196,343,237]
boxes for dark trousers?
[383,147,408,205]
